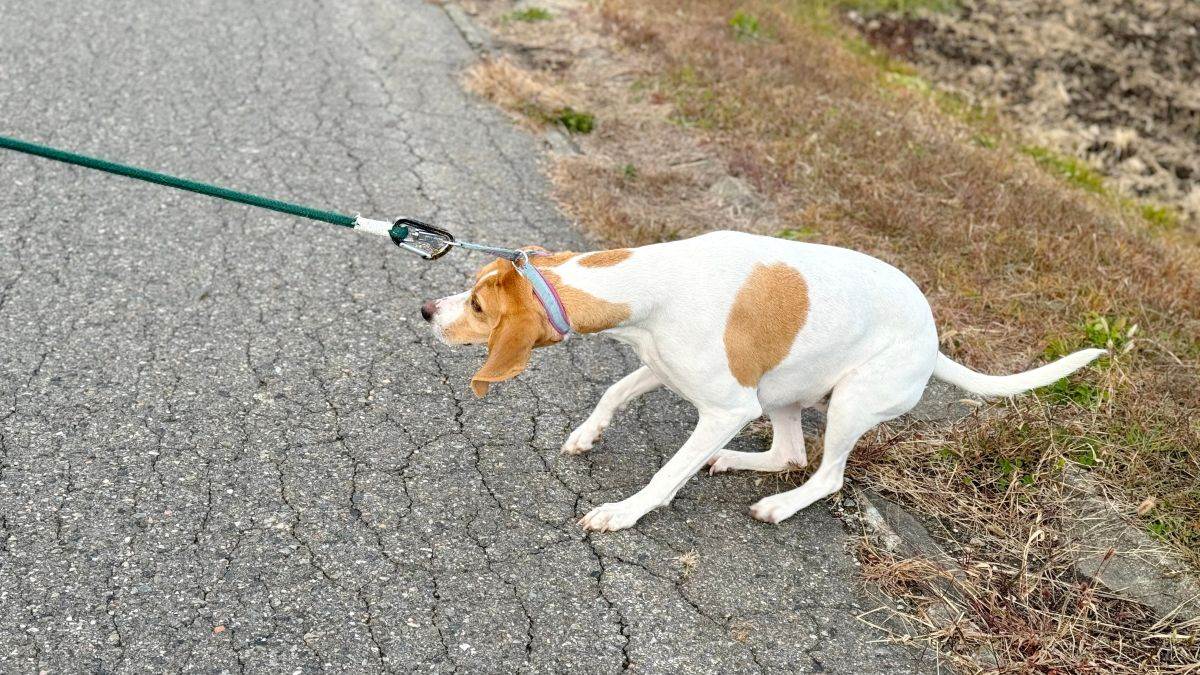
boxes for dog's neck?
[534,250,644,334]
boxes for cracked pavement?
[0,0,931,671]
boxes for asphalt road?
[0,1,932,672]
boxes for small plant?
[675,550,699,577]
[620,163,639,179]
[555,107,595,134]
[728,11,760,40]
[994,456,1036,490]
[505,7,552,23]
[1082,314,1136,353]
[1045,314,1135,359]
[1070,441,1101,468]
[1140,203,1180,230]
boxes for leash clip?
[390,218,455,260]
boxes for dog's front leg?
[579,403,760,532]
[562,366,662,455]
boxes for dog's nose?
[420,300,437,322]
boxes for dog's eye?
[470,296,482,313]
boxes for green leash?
[0,134,461,258]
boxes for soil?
[850,0,1200,223]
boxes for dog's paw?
[578,500,645,532]
[561,422,606,455]
[706,449,805,475]
[706,450,739,475]
[749,494,799,524]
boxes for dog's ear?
[470,312,542,397]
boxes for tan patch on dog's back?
[540,269,631,333]
[723,263,809,387]
[578,249,632,268]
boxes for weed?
[620,163,638,179]
[675,550,699,577]
[505,7,551,23]
[1042,377,1107,408]
[555,107,595,134]
[1083,315,1135,352]
[1147,520,1173,541]
[728,11,761,40]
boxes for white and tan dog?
[421,231,1104,532]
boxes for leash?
[0,134,572,335]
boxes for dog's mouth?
[429,323,452,346]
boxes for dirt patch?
[851,0,1200,223]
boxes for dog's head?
[421,256,565,397]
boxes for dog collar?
[514,251,571,337]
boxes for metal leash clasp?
[390,218,455,260]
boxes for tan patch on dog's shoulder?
[723,263,809,387]
[531,251,576,267]
[578,249,632,268]
[540,270,631,333]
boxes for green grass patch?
[777,226,819,240]
[1021,145,1107,195]
[555,107,595,134]
[505,7,552,22]
[1043,314,1131,360]
[1042,377,1107,408]
[728,11,762,40]
[1038,315,1136,407]
[1140,202,1181,230]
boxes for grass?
[504,7,552,23]
[555,107,595,134]
[469,0,1200,668]
[1021,145,1108,194]
[728,11,761,40]
[1141,203,1181,231]
[831,0,957,13]
[464,57,594,134]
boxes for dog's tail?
[932,348,1106,398]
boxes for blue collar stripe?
[515,258,572,336]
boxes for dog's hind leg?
[749,354,929,524]
[562,366,661,455]
[706,403,808,474]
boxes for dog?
[420,230,1105,532]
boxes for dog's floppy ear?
[470,312,542,397]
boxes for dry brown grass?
[464,56,571,129]
[852,407,1200,671]
[464,0,1200,669]
[857,539,1200,672]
